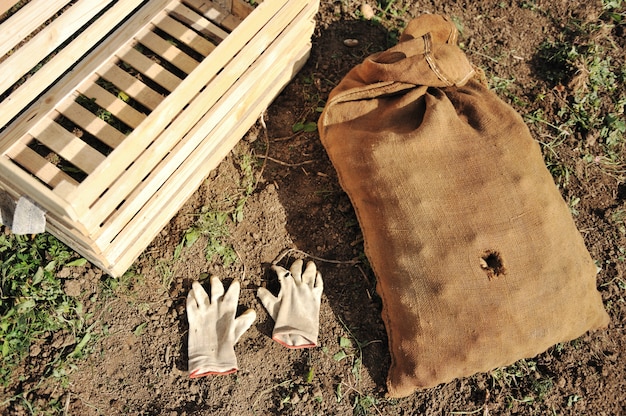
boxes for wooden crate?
[0,0,318,276]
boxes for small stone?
[361,3,375,20]
[29,344,41,357]
[313,387,323,399]
[343,39,359,47]
[57,267,72,278]
[290,393,300,404]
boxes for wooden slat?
[6,140,79,189]
[76,81,147,129]
[0,0,114,97]
[56,99,127,149]
[0,0,69,58]
[29,119,106,174]
[93,2,316,242]
[153,14,216,56]
[0,0,178,152]
[97,62,165,111]
[167,2,229,42]
[116,45,183,91]
[182,0,241,31]
[66,0,306,218]
[135,29,200,74]
[44,214,106,260]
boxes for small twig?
[272,247,359,266]
[63,392,71,416]
[233,244,246,282]
[271,132,301,142]
[254,113,270,189]
[449,406,486,415]
[355,264,371,285]
[257,155,314,167]
[339,382,383,416]
[252,379,293,408]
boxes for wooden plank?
[45,217,107,262]
[153,14,216,56]
[97,62,165,111]
[95,4,316,245]
[167,1,229,42]
[0,0,178,152]
[135,29,200,74]
[0,0,70,58]
[56,99,127,149]
[0,156,80,221]
[67,0,307,218]
[107,43,313,276]
[6,140,79,189]
[0,0,114,97]
[29,118,106,174]
[182,0,241,31]
[116,45,183,91]
[76,81,147,130]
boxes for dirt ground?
[3,0,626,415]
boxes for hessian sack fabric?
[318,14,610,398]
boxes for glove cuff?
[188,355,238,377]
[272,325,318,349]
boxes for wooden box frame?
[0,0,318,276]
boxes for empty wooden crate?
[0,0,318,276]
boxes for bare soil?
[3,0,626,415]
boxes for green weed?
[0,232,93,402]
[333,317,383,415]
[174,150,260,266]
[175,210,237,266]
[490,358,554,407]
[527,5,626,190]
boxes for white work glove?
[186,277,256,377]
[257,259,323,348]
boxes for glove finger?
[209,275,225,303]
[221,279,241,308]
[233,308,257,343]
[301,261,318,286]
[186,286,199,324]
[191,280,210,308]
[313,270,324,298]
[271,264,291,280]
[257,287,280,320]
[289,259,304,283]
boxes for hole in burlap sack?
[480,250,506,279]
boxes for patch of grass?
[333,317,383,415]
[490,358,554,407]
[0,232,94,409]
[174,148,260,266]
[532,4,626,184]
[490,76,528,107]
[175,209,237,266]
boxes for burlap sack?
[318,14,610,398]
